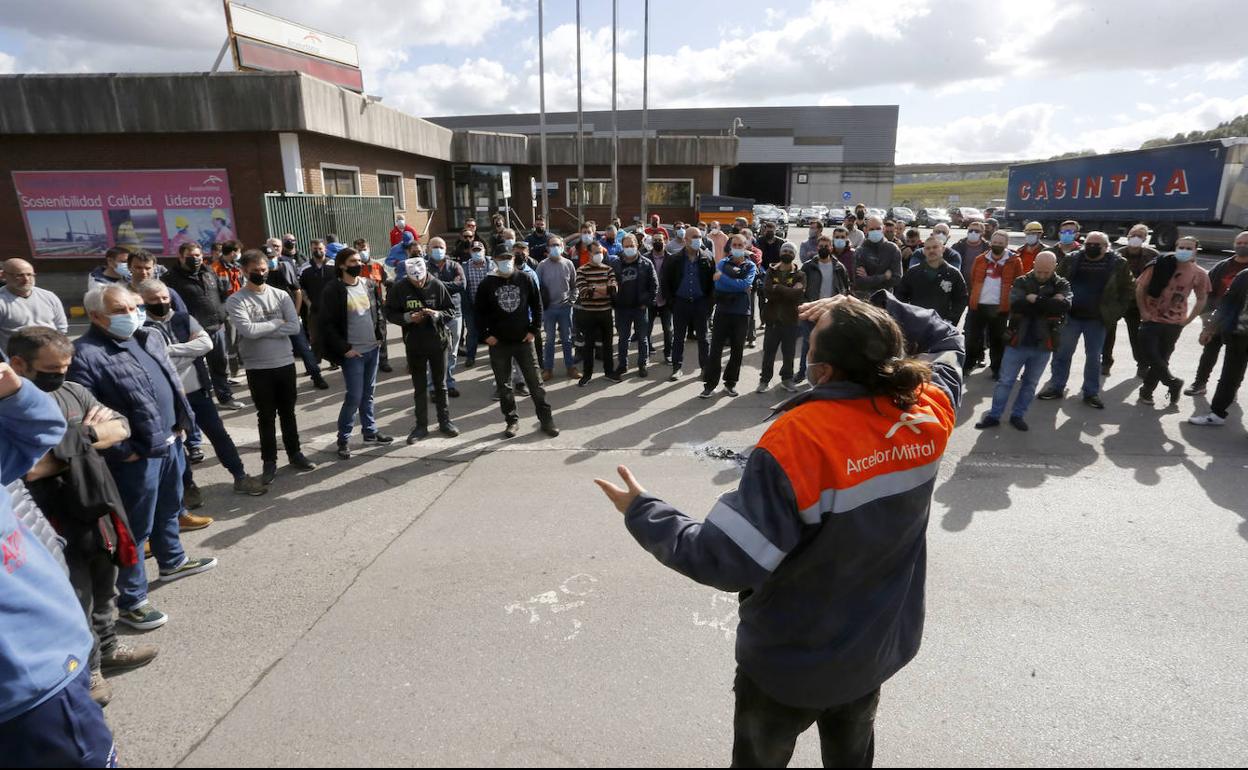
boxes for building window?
[378,172,403,209]
[322,167,358,196]
[414,176,436,210]
[568,179,613,207]
[646,179,693,207]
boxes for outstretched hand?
[594,465,647,515]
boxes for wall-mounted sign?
[797,173,809,184]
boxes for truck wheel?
[1154,224,1178,251]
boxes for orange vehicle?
[697,195,754,228]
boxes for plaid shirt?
[465,259,491,303]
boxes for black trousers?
[761,321,798,383]
[1211,333,1248,418]
[1195,334,1225,386]
[1140,322,1185,392]
[647,304,673,360]
[705,312,749,389]
[408,346,449,428]
[246,364,301,464]
[1103,305,1142,369]
[576,310,617,378]
[964,305,1007,375]
[732,669,880,768]
[488,341,554,424]
[671,297,711,371]
[67,546,117,671]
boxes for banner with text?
[13,169,237,259]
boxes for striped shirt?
[575,262,617,312]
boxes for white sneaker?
[1189,413,1226,426]
[779,379,799,393]
[756,381,770,394]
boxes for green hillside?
[891,177,1009,209]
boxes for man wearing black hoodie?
[476,252,559,438]
[386,257,459,442]
[163,242,238,409]
[612,235,658,377]
[896,235,968,325]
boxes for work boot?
[178,512,213,531]
[503,421,520,439]
[542,369,554,382]
[407,425,429,444]
[100,641,159,672]
[568,366,582,380]
[289,454,318,472]
[183,483,204,510]
[233,475,267,496]
[438,420,460,437]
[90,670,113,707]
[312,373,330,390]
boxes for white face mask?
[936,233,949,245]
[590,253,604,265]
[967,231,982,243]
[1128,236,1145,248]
[1025,234,1040,245]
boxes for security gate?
[262,194,395,255]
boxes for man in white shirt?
[0,259,68,352]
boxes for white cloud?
[1205,59,1247,81]
[0,52,15,75]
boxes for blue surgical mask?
[868,230,884,243]
[360,249,370,260]
[731,248,747,259]
[623,247,638,258]
[1025,234,1039,245]
[966,231,981,243]
[470,251,486,264]
[833,238,847,250]
[687,237,701,250]
[495,259,514,275]
[106,311,141,339]
[504,239,516,250]
[267,258,278,270]
[430,248,446,262]
[1175,249,1195,262]
[676,228,687,239]
[549,246,564,258]
[1059,231,1076,245]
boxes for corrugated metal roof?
[429,106,897,164]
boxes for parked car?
[915,208,953,227]
[798,207,823,226]
[753,204,789,237]
[866,207,887,220]
[824,207,849,225]
[888,206,916,225]
[948,206,985,227]
[786,205,803,221]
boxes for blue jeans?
[290,328,321,377]
[543,305,574,371]
[186,389,246,480]
[989,346,1052,419]
[337,346,380,442]
[797,320,816,380]
[615,307,650,369]
[1047,317,1107,396]
[0,668,115,768]
[208,326,234,403]
[109,443,187,610]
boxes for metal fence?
[262,194,396,255]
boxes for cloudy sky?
[1,0,1244,163]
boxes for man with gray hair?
[0,258,68,352]
[1036,231,1135,409]
[851,216,902,300]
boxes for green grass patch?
[892,178,1009,209]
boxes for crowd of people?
[0,202,1246,763]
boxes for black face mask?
[312,251,326,261]
[33,371,66,393]
[1084,244,1104,258]
[818,246,831,258]
[764,232,776,241]
[653,243,665,252]
[991,245,1006,256]
[345,265,363,278]
[145,301,171,318]
[186,256,203,270]
[1236,246,1248,258]
[781,254,795,264]
[248,272,267,286]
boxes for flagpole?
[575,0,585,225]
[538,0,549,223]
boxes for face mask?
[313,250,326,260]
[818,246,832,258]
[1236,246,1248,258]
[396,220,405,229]
[731,248,747,260]
[676,228,687,239]
[359,250,370,262]
[535,226,545,234]
[248,272,267,286]
[186,256,203,270]
[1025,234,1040,245]
[781,253,795,264]
[936,233,949,245]
[590,253,605,266]
[283,240,296,250]
[145,301,171,318]
[990,244,1006,256]
[495,259,514,276]
[504,239,516,250]
[868,230,884,243]
[471,251,487,264]
[107,311,141,339]
[267,258,278,270]
[687,237,701,250]
[345,265,363,278]
[1128,236,1145,249]
[764,232,775,241]
[1059,231,1076,244]
[623,247,638,258]
[1175,249,1195,262]
[582,234,593,245]
[652,243,664,252]
[32,371,66,393]
[548,246,563,258]
[832,239,847,251]
[1084,244,1104,258]
[430,248,446,262]
[967,232,981,243]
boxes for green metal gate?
[262,194,395,255]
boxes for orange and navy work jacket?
[625,293,963,710]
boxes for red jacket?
[968,253,1025,312]
[390,224,420,246]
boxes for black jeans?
[408,346,449,427]
[488,341,554,425]
[66,546,117,671]
[576,309,617,378]
[1140,321,1185,392]
[185,389,246,480]
[1103,305,1142,369]
[732,669,880,768]
[671,297,711,371]
[706,311,750,389]
[291,327,322,377]
[964,305,1007,374]
[647,304,673,361]
[246,364,302,463]
[207,326,234,403]
[1211,333,1248,417]
[1195,333,1225,386]
[761,321,798,383]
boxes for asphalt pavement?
[96,230,1248,767]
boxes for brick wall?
[0,132,285,273]
[296,133,450,239]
